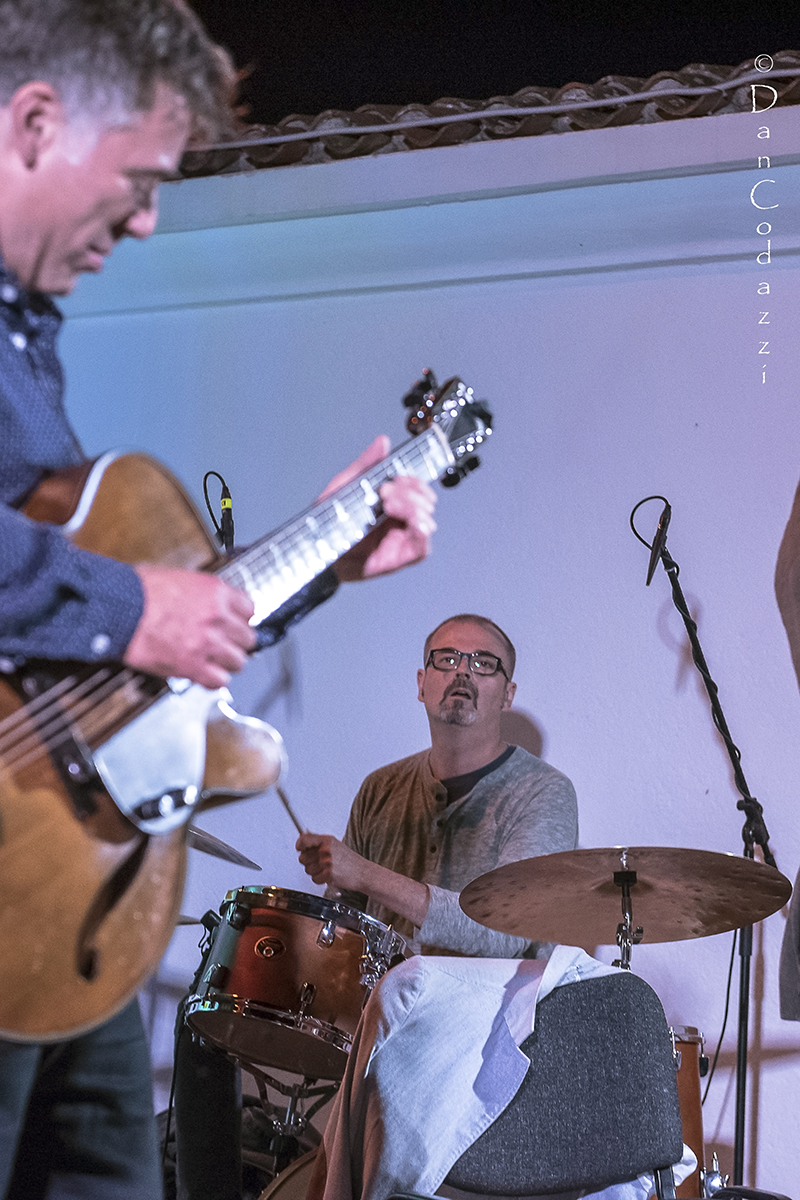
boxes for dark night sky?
[188,1,799,126]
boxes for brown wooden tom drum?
[186,886,405,1079]
[671,1025,707,1199]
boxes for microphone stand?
[631,497,777,1187]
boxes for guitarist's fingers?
[124,565,256,688]
[380,475,437,528]
[335,476,437,581]
[317,435,390,500]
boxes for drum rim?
[185,994,353,1063]
[669,1024,705,1044]
[221,885,406,946]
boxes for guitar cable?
[203,471,235,553]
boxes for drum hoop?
[222,886,364,934]
[670,1024,705,1046]
[222,886,406,952]
[185,994,354,1057]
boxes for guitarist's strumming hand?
[124,566,257,690]
[321,436,437,582]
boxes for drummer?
[296,613,595,1200]
[297,612,578,955]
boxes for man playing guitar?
[0,2,435,1196]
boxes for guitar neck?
[217,425,452,624]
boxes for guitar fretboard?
[218,425,452,624]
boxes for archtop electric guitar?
[0,374,491,1039]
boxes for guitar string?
[0,668,152,772]
[225,431,437,574]
[0,428,453,773]
[219,434,442,595]
[0,675,130,768]
[0,670,109,757]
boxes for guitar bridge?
[131,785,198,824]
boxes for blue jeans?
[0,1000,162,1200]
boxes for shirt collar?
[0,253,63,330]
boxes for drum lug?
[207,963,230,989]
[228,903,250,931]
[359,954,383,992]
[317,919,336,948]
[298,982,316,1015]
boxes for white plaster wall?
[60,106,800,1190]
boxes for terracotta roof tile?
[178,51,800,178]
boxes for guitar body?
[0,453,282,1039]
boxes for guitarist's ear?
[8,81,66,170]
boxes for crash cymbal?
[187,825,262,871]
[460,846,792,946]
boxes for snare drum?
[186,886,405,1079]
[670,1025,707,1199]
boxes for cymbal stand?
[612,865,643,970]
[631,497,778,1186]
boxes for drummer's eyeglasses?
[425,649,508,678]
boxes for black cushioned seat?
[443,971,683,1196]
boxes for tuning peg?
[402,368,438,408]
[441,456,481,487]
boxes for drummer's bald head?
[423,614,516,679]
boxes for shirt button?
[91,633,111,656]
[10,331,27,350]
[1,284,18,303]
[429,845,437,854]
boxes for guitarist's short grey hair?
[424,614,517,679]
[0,0,236,142]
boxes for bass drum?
[258,1150,317,1200]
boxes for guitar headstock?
[402,370,493,488]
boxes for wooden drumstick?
[275,785,307,836]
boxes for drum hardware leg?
[245,1066,338,1138]
[702,1152,727,1196]
[611,868,643,970]
[653,1165,677,1200]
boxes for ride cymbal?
[460,846,791,946]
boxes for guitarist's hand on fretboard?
[322,435,437,583]
[124,564,257,689]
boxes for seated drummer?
[175,613,578,1199]
[296,612,583,1200]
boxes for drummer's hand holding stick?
[296,832,429,929]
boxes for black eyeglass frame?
[424,648,509,678]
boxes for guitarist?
[0,2,435,1197]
